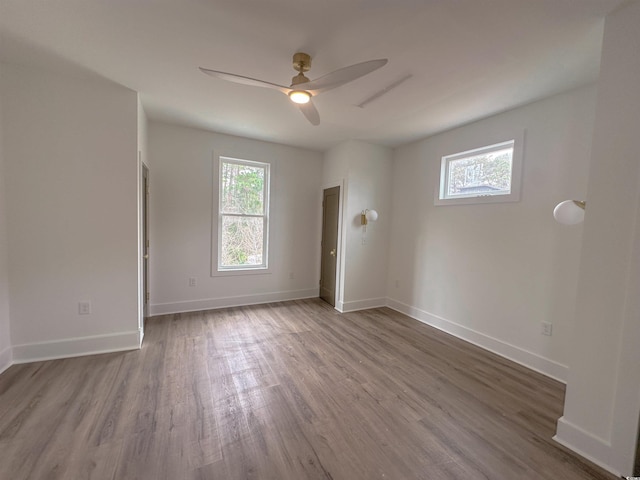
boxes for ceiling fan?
[199,53,388,126]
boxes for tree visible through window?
[218,157,269,270]
[438,140,516,202]
[446,145,513,197]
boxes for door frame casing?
[320,179,345,310]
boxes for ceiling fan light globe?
[289,91,311,104]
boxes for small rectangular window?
[436,136,523,206]
[218,157,269,271]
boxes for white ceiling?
[0,0,625,151]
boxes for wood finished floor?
[0,299,616,480]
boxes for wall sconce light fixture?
[361,209,378,230]
[553,200,586,225]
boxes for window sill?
[434,192,520,206]
[211,267,273,278]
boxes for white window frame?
[435,131,524,206]
[214,156,270,275]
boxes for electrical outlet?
[541,322,553,336]
[362,237,368,245]
[78,301,91,315]
[189,277,197,287]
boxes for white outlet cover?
[78,302,91,315]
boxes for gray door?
[320,186,340,306]
[142,164,150,320]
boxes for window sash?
[436,138,521,206]
[440,140,514,200]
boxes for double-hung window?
[217,157,270,272]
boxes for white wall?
[387,85,597,381]
[555,1,640,475]
[323,140,393,312]
[148,121,323,315]
[137,97,149,167]
[0,83,11,373]
[1,62,140,362]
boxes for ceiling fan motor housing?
[292,52,311,72]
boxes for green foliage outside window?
[219,160,268,268]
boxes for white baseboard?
[386,297,569,383]
[149,288,319,316]
[554,417,619,476]
[0,345,12,375]
[11,330,141,364]
[339,297,387,313]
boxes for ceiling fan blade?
[199,67,291,94]
[298,100,320,126]
[305,59,388,95]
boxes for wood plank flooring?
[0,299,617,479]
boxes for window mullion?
[220,213,265,218]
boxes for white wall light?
[553,200,586,225]
[361,209,378,231]
[361,209,378,225]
